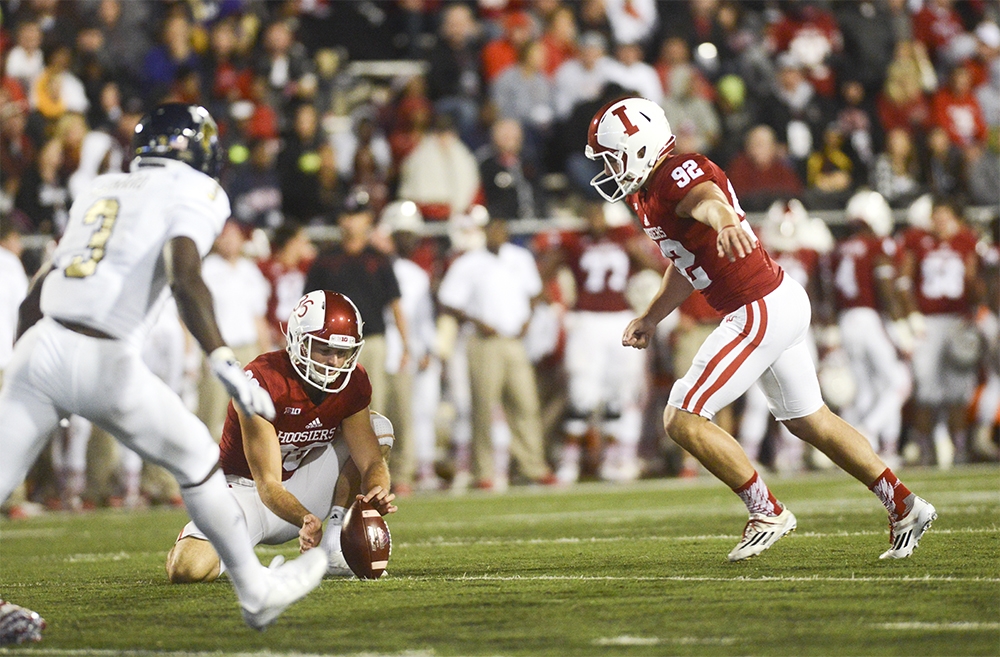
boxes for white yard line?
[395,574,1000,583]
[390,490,999,530]
[41,526,992,561]
[593,635,736,646]
[392,526,998,548]
[0,652,436,657]
[875,622,1000,631]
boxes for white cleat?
[324,550,355,578]
[728,507,797,562]
[879,496,937,560]
[241,548,327,631]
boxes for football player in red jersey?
[738,199,833,474]
[828,191,913,468]
[540,200,665,483]
[589,96,936,561]
[897,197,983,465]
[166,291,396,582]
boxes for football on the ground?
[340,498,391,579]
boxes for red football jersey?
[772,248,820,290]
[831,233,897,311]
[219,350,372,481]
[563,226,637,312]
[627,153,782,315]
[258,258,310,340]
[905,227,978,316]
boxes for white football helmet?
[762,198,810,253]
[586,96,675,203]
[380,199,424,233]
[285,290,364,393]
[846,190,893,237]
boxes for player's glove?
[889,318,915,356]
[209,347,275,421]
[0,600,46,646]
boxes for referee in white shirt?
[438,219,555,488]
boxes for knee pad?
[369,410,394,449]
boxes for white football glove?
[889,318,915,356]
[209,347,275,421]
[907,311,927,340]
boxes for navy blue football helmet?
[132,103,222,179]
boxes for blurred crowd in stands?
[0,0,998,515]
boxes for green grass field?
[1,466,998,657]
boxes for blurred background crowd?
[0,0,997,516]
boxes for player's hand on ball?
[298,513,323,553]
[209,347,276,421]
[359,486,397,516]
[622,316,656,350]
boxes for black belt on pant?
[54,318,115,339]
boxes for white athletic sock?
[321,505,347,555]
[180,469,265,608]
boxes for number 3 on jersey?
[65,198,121,278]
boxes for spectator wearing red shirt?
[258,223,316,349]
[912,0,966,65]
[766,0,842,97]
[726,124,805,212]
[388,84,432,172]
[877,42,934,137]
[481,12,535,84]
[930,64,988,147]
[206,17,252,105]
[539,7,578,78]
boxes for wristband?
[209,346,237,364]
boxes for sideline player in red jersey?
[166,291,396,582]
[897,197,983,465]
[829,191,913,467]
[587,96,936,561]
[539,200,665,483]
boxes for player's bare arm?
[166,236,226,354]
[676,181,755,262]
[168,235,275,420]
[965,251,983,308]
[236,406,322,552]
[340,408,396,516]
[389,298,411,369]
[874,252,908,322]
[622,264,694,349]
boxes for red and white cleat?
[728,507,797,562]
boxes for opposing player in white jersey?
[0,103,326,631]
[166,291,396,582]
[589,96,935,561]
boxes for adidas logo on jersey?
[305,418,322,429]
